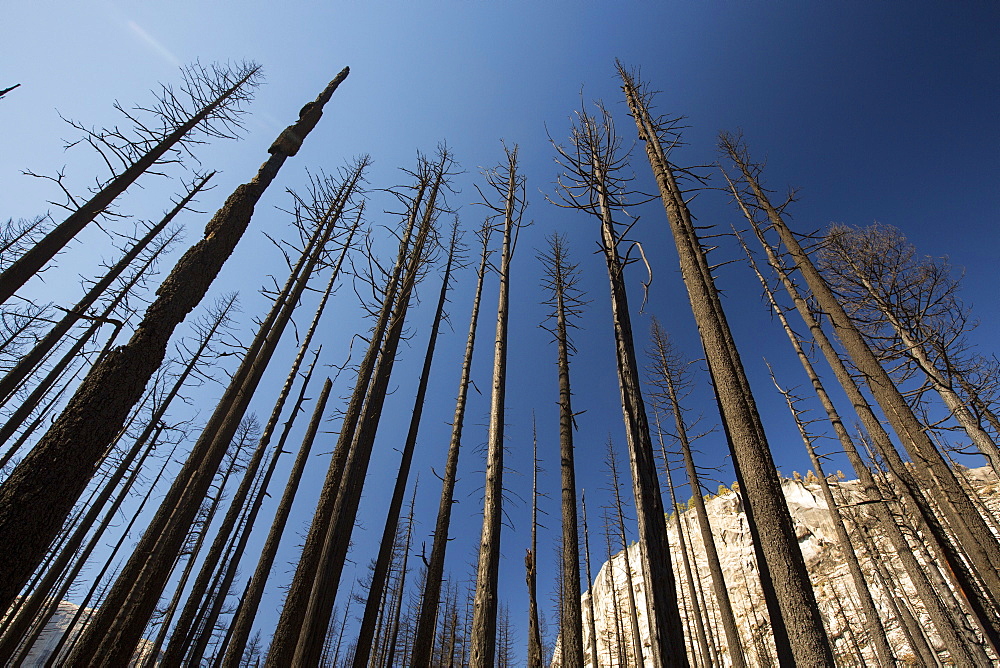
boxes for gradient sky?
[2,1,998,662]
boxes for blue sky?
[3,1,999,662]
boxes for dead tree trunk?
[469,144,525,668]
[72,161,357,667]
[539,232,586,668]
[605,439,646,667]
[265,158,431,667]
[161,180,360,666]
[659,440,710,668]
[772,373,897,666]
[647,320,748,668]
[0,64,260,304]
[218,371,331,667]
[619,65,832,666]
[735,231,898,665]
[351,219,461,667]
[288,149,450,667]
[721,133,1000,603]
[0,297,235,663]
[384,483,419,668]
[0,173,212,408]
[410,221,492,667]
[525,418,543,668]
[552,93,686,666]
[0,230,180,461]
[0,69,350,624]
[724,167,1000,659]
[581,491,601,668]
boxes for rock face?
[10,599,160,666]
[558,466,1000,667]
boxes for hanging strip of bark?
[410,221,492,666]
[619,65,832,666]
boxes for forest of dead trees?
[1,59,999,667]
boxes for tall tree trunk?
[660,444,710,668]
[470,145,523,668]
[580,492,601,668]
[525,418,543,668]
[43,431,184,667]
[721,134,1000,603]
[0,69,350,626]
[351,219,460,667]
[735,231,898,665]
[161,184,359,666]
[0,297,232,662]
[0,66,259,305]
[0,227,182,459]
[265,159,430,667]
[410,221,492,667]
[647,320,748,668]
[57,70,347,664]
[540,233,585,668]
[552,94,686,666]
[772,374,898,666]
[620,65,832,666]
[725,173,999,660]
[384,483,418,668]
[218,372,331,667]
[0,174,212,408]
[606,440,646,667]
[288,149,449,667]
[852,513,939,666]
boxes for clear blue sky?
[2,1,998,662]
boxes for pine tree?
[538,233,586,668]
[410,221,492,666]
[620,64,832,665]
[1,63,261,304]
[552,92,687,666]
[469,144,526,668]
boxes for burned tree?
[538,232,586,668]
[410,221,493,666]
[1,62,261,303]
[469,143,527,668]
[619,65,832,665]
[551,95,686,665]
[351,219,463,667]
